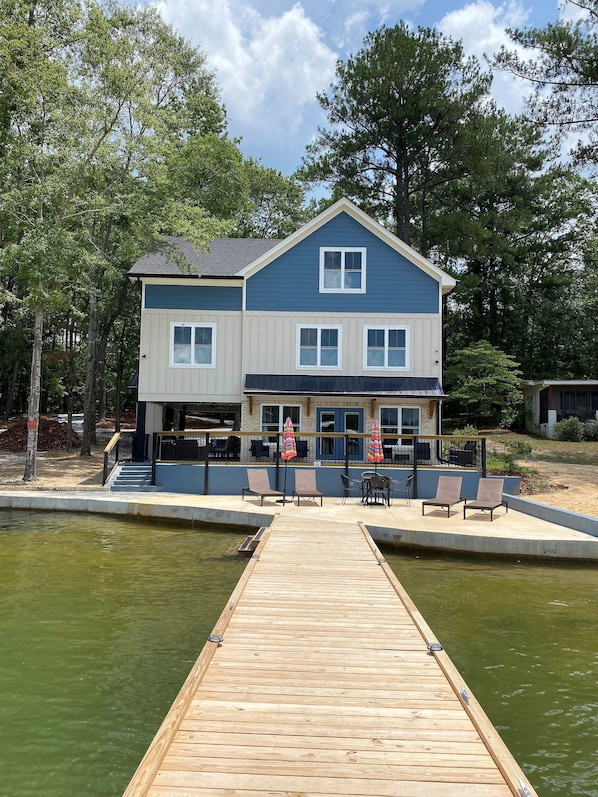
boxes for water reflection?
[382,548,598,797]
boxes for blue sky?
[147,0,563,175]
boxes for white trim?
[296,324,342,369]
[318,247,366,294]
[379,405,421,436]
[363,325,410,371]
[170,322,216,368]
[260,403,302,433]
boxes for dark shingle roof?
[128,236,281,278]
[244,374,445,397]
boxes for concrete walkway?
[0,488,596,560]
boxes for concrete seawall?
[0,488,597,561]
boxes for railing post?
[412,436,418,499]
[344,434,350,472]
[151,433,157,486]
[204,432,210,495]
[481,437,487,477]
[272,432,280,490]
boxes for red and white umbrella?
[281,417,297,462]
[280,417,297,503]
[368,419,384,471]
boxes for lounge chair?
[463,478,508,521]
[242,469,284,505]
[292,469,323,506]
[422,475,464,517]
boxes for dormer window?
[319,247,366,293]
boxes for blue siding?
[245,213,439,313]
[145,284,242,311]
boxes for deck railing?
[149,430,486,488]
[102,431,137,485]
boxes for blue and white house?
[129,198,457,459]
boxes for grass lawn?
[484,430,598,467]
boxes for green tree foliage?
[494,0,598,166]
[444,341,523,428]
[232,159,311,238]
[299,23,493,248]
[0,0,234,471]
[442,116,595,377]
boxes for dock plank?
[123,517,537,797]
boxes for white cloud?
[153,0,337,170]
[438,0,534,114]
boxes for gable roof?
[128,198,456,293]
[238,198,457,294]
[128,236,280,279]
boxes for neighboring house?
[521,379,598,439]
[128,198,456,459]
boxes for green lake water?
[1,510,597,797]
[0,511,248,797]
[383,547,598,797]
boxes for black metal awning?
[244,374,445,398]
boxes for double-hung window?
[171,323,216,367]
[261,405,301,434]
[381,407,420,437]
[365,326,408,369]
[319,248,366,293]
[297,325,341,368]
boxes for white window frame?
[380,406,421,438]
[261,404,302,434]
[296,324,342,369]
[170,322,216,368]
[319,247,366,293]
[364,325,409,370]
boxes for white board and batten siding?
[242,312,443,380]
[138,309,243,403]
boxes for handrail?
[103,433,121,485]
[102,430,136,485]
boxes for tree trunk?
[23,308,43,481]
[80,293,98,457]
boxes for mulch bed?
[0,417,82,452]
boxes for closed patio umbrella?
[368,419,384,472]
[280,417,297,503]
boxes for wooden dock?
[122,516,537,796]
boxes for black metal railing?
[102,431,138,485]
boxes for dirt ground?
[0,447,596,517]
[0,447,106,489]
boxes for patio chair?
[391,472,414,506]
[250,439,269,460]
[415,441,431,462]
[364,473,392,506]
[340,473,362,504]
[463,478,508,521]
[422,475,464,518]
[296,440,308,459]
[242,469,284,505]
[292,469,323,506]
